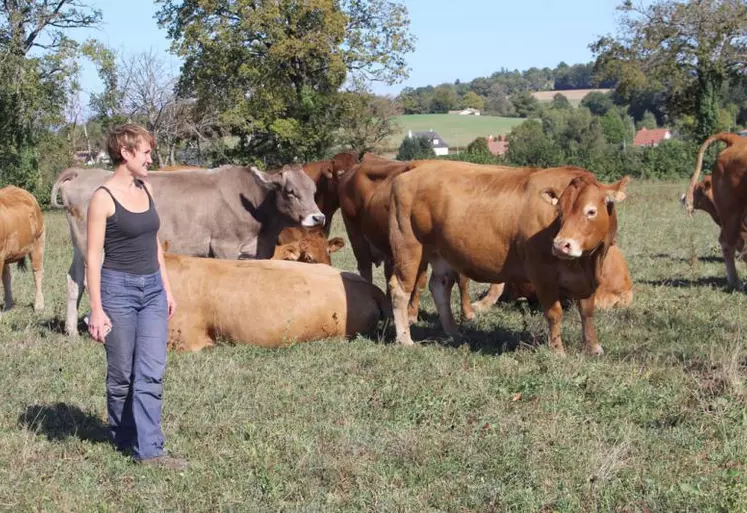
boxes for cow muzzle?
[552,237,583,259]
[301,212,326,227]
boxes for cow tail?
[50,168,80,209]
[685,133,742,215]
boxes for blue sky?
[72,0,625,101]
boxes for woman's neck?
[111,166,140,189]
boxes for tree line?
[0,0,746,204]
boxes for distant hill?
[386,114,526,150]
[531,88,612,106]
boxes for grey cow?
[51,164,325,336]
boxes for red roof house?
[633,128,672,147]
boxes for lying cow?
[165,254,386,351]
[464,244,633,315]
[685,132,747,287]
[387,161,630,355]
[51,164,324,336]
[0,186,45,315]
[272,226,345,264]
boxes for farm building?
[408,129,450,156]
[447,108,481,116]
[487,134,509,156]
[632,128,672,147]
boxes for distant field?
[532,88,612,107]
[386,114,525,150]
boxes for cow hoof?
[462,311,476,322]
[34,302,44,312]
[586,345,604,356]
[396,337,416,347]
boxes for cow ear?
[606,175,631,203]
[250,166,282,190]
[283,247,301,261]
[327,237,345,253]
[321,163,334,179]
[703,178,712,191]
[540,188,559,206]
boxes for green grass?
[386,114,525,150]
[3,180,747,511]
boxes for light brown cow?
[337,154,439,321]
[0,186,45,315]
[303,151,360,235]
[387,161,630,354]
[465,244,633,314]
[157,165,204,172]
[272,225,345,264]
[165,253,386,351]
[685,132,747,287]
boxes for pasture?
[1,179,747,511]
[386,114,525,150]
[531,89,613,107]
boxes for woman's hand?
[88,308,112,343]
[166,290,177,320]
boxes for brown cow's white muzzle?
[302,212,326,227]
[552,237,582,259]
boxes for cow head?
[251,165,325,227]
[541,175,631,260]
[680,176,719,225]
[331,151,360,178]
[274,226,345,265]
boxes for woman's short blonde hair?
[106,124,156,166]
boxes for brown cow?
[338,155,437,321]
[157,165,204,172]
[165,254,386,351]
[465,244,633,315]
[0,186,45,315]
[272,225,345,264]
[685,132,747,287]
[303,151,360,234]
[387,161,630,354]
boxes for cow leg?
[2,261,12,312]
[719,222,742,289]
[532,278,566,355]
[30,229,45,312]
[407,264,428,324]
[471,282,505,314]
[343,216,374,282]
[388,245,424,347]
[429,257,459,337]
[66,247,86,336]
[458,274,476,321]
[578,295,603,355]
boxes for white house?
[408,129,449,156]
[447,108,481,116]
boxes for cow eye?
[284,188,298,198]
[585,207,597,218]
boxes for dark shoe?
[137,455,189,471]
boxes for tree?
[592,0,747,141]
[0,1,101,196]
[636,111,658,130]
[396,136,435,161]
[430,85,459,113]
[466,137,491,156]
[551,93,571,110]
[511,90,540,118]
[155,0,415,166]
[580,91,614,116]
[505,120,563,168]
[461,91,485,111]
[337,89,402,154]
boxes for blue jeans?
[101,268,168,461]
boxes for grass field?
[531,89,612,107]
[3,180,747,511]
[386,114,525,150]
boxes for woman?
[86,123,187,470]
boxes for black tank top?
[99,181,160,275]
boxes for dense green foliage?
[396,135,436,160]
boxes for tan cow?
[465,244,633,314]
[387,161,630,355]
[165,254,386,351]
[51,164,324,336]
[685,132,747,287]
[272,225,345,264]
[0,186,45,315]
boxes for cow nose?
[553,238,573,256]
[301,212,326,227]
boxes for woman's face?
[122,138,153,177]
